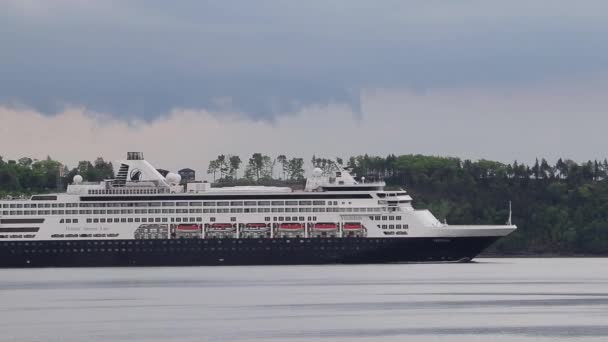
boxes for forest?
[1,153,608,255]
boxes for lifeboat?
[208,223,236,231]
[313,223,338,230]
[343,223,363,230]
[245,223,267,228]
[243,223,270,232]
[278,223,304,230]
[176,224,200,231]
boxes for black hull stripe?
[0,219,45,224]
[0,236,500,268]
[0,228,40,233]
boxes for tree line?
[2,152,608,255]
[0,156,114,196]
[347,154,608,255]
[207,153,305,183]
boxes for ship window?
[196,217,202,222]
[285,217,291,221]
[154,218,161,222]
[382,216,387,220]
[258,201,270,206]
[210,217,215,222]
[60,219,65,223]
[299,201,312,205]
[271,201,284,206]
[176,202,188,206]
[190,202,202,206]
[100,218,106,223]
[396,216,402,220]
[243,201,257,206]
[162,202,175,206]
[312,201,325,205]
[93,218,99,223]
[176,218,181,222]
[285,201,297,205]
[203,202,216,206]
[230,217,236,222]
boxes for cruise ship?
[0,152,516,267]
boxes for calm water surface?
[1,258,607,342]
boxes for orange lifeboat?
[176,224,200,231]
[208,223,236,231]
[243,223,270,232]
[278,223,304,230]
[343,223,362,230]
[313,223,338,230]
[245,223,267,228]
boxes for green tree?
[287,158,305,180]
[228,155,242,179]
[277,155,288,179]
[207,160,219,181]
[245,153,272,181]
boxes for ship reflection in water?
[0,258,607,341]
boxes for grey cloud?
[1,0,608,120]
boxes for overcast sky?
[1,1,608,179]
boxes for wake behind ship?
[0,152,516,267]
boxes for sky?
[1,0,608,179]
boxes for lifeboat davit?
[343,223,363,230]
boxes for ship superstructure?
[0,152,516,267]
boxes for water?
[1,258,607,342]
